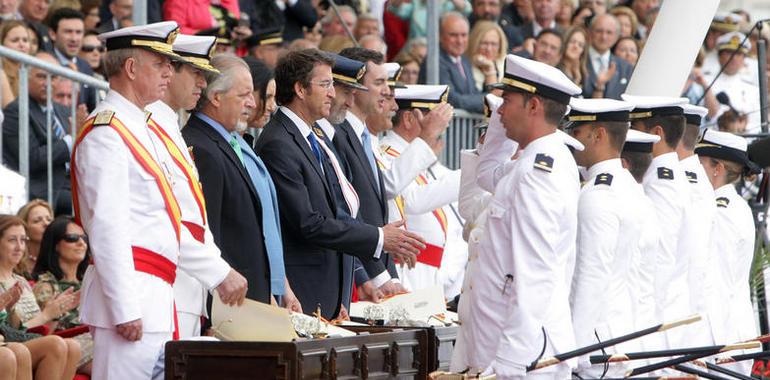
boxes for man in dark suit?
[2,52,72,214]
[182,56,273,304]
[582,14,633,99]
[46,8,98,111]
[419,12,483,113]
[469,0,524,49]
[96,0,132,33]
[517,0,562,40]
[239,0,317,43]
[255,49,423,318]
[18,0,53,51]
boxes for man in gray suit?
[583,13,634,100]
[419,12,483,113]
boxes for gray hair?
[198,54,249,110]
[102,47,143,79]
[359,34,387,56]
[589,13,621,36]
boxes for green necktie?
[229,135,245,166]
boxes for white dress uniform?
[622,129,665,360]
[565,98,643,378]
[705,32,761,135]
[623,95,693,350]
[144,34,231,340]
[0,164,26,214]
[75,23,230,380]
[381,133,460,293]
[695,129,761,375]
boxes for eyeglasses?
[310,80,333,90]
[81,45,105,53]
[61,233,88,243]
[4,236,29,245]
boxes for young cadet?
[383,85,461,292]
[622,94,693,350]
[621,129,665,361]
[564,97,643,378]
[470,54,582,379]
[696,130,761,375]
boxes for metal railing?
[439,109,483,169]
[0,45,109,207]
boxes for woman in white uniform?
[695,129,761,376]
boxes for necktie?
[228,134,245,166]
[52,115,65,138]
[307,131,324,170]
[455,58,467,80]
[233,135,286,295]
[360,128,381,190]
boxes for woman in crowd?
[243,57,276,131]
[556,0,575,29]
[696,130,760,376]
[0,215,80,380]
[14,200,52,279]
[402,37,428,62]
[610,6,639,39]
[613,36,640,66]
[394,51,421,85]
[77,30,104,78]
[80,0,100,31]
[32,216,92,374]
[0,20,31,106]
[557,26,589,87]
[465,21,507,92]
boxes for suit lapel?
[340,120,380,196]
[276,111,334,199]
[192,115,260,200]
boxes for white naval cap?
[681,104,708,126]
[566,98,634,123]
[695,129,760,174]
[384,62,406,88]
[394,85,448,111]
[716,31,751,53]
[620,94,689,120]
[99,21,181,60]
[556,129,585,151]
[172,34,219,73]
[491,54,581,105]
[711,12,743,33]
[623,129,660,153]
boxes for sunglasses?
[81,45,105,53]
[62,233,88,243]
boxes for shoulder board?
[657,167,674,180]
[594,173,613,186]
[93,110,115,126]
[685,171,698,184]
[533,153,554,173]
[716,197,730,208]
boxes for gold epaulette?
[92,110,115,126]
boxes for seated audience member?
[466,20,507,91]
[532,28,562,66]
[556,0,575,29]
[354,13,380,40]
[15,199,52,279]
[420,11,483,113]
[571,6,594,28]
[31,216,93,373]
[583,13,633,99]
[95,0,131,33]
[359,34,388,57]
[613,36,640,66]
[320,4,357,38]
[1,20,32,102]
[609,6,638,39]
[0,215,80,380]
[557,26,589,86]
[468,0,524,51]
[24,22,39,53]
[288,38,317,51]
[394,51,421,85]
[77,30,105,79]
[402,37,428,62]
[318,34,355,53]
[518,0,562,40]
[81,1,100,30]
[2,52,73,215]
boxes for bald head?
[440,12,469,57]
[590,13,620,53]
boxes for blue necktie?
[235,135,286,295]
[360,128,380,189]
[307,131,324,169]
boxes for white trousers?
[92,327,169,380]
[176,311,202,339]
